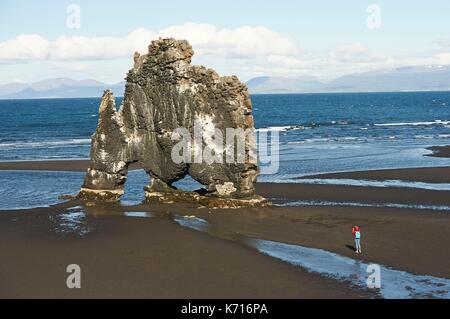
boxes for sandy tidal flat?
[0,160,450,298]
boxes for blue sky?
[1,0,450,84]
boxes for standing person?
[352,226,362,253]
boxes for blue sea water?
[1,92,450,209]
[2,93,449,294]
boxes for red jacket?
[352,226,360,237]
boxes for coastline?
[0,206,372,299]
[0,160,143,172]
[2,159,449,181]
[296,166,450,183]
[1,158,450,297]
[426,145,450,158]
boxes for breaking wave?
[374,120,450,127]
[0,139,91,150]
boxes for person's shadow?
[346,244,356,252]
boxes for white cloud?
[159,23,300,58]
[50,28,158,60]
[0,23,299,62]
[434,52,450,64]
[1,24,449,82]
[0,34,49,60]
[255,43,394,79]
[330,43,390,64]
[434,37,450,48]
[51,62,90,72]
[402,52,450,66]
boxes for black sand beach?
[427,145,450,159]
[1,159,450,298]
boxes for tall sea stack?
[77,38,266,207]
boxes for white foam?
[0,139,91,150]
[124,212,152,218]
[257,126,294,133]
[277,200,450,211]
[295,178,450,191]
[374,120,450,127]
[173,215,450,299]
[249,239,450,299]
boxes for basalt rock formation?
[77,38,267,207]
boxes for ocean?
[1,92,450,209]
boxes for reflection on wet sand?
[275,199,450,212]
[48,206,94,236]
[172,214,450,299]
[16,200,450,299]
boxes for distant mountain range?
[1,65,449,99]
[247,65,450,94]
[0,78,125,99]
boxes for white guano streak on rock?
[194,113,223,154]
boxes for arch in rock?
[77,39,263,206]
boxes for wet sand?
[257,183,450,206]
[1,159,450,298]
[297,166,450,183]
[194,204,450,279]
[0,207,369,299]
[1,198,449,298]
[0,160,142,172]
[296,144,450,182]
[426,145,450,159]
[2,159,450,183]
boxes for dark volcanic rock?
[78,38,266,207]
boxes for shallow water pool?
[174,215,450,299]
